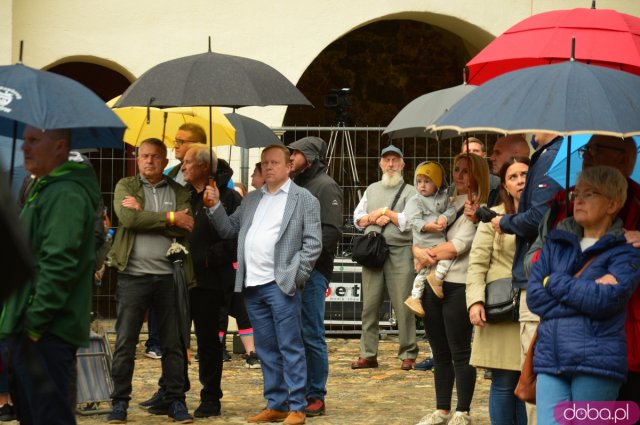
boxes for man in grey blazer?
[205,144,322,425]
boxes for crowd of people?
[0,121,638,425]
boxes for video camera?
[324,88,352,124]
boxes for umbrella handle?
[204,177,216,208]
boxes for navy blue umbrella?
[0,64,126,150]
[430,60,640,138]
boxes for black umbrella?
[114,44,311,183]
[225,112,282,148]
[114,51,311,109]
[166,242,191,351]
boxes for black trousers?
[190,287,224,402]
[423,281,476,412]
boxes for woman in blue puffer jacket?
[528,166,640,425]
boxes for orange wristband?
[169,211,175,225]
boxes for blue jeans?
[145,309,161,350]
[537,373,622,425]
[110,273,186,402]
[489,369,526,425]
[244,282,306,412]
[301,270,329,401]
[10,333,77,425]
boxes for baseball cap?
[380,145,403,158]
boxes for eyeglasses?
[173,138,196,147]
[577,144,625,158]
[568,190,604,202]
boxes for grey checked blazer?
[207,181,322,296]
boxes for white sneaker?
[448,411,472,425]
[416,410,451,425]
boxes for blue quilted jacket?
[527,218,640,381]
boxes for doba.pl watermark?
[554,401,640,424]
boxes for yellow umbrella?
[106,96,235,148]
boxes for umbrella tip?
[462,67,467,84]
[570,37,576,61]
[208,36,212,53]
[591,0,596,9]
[18,40,24,64]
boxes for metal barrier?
[88,126,474,329]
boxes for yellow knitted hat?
[415,162,443,189]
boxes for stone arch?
[45,56,134,102]
[283,15,492,129]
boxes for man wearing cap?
[351,145,418,370]
[288,136,343,417]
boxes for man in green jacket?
[106,138,195,424]
[0,126,100,425]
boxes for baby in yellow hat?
[403,161,456,317]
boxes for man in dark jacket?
[0,126,100,425]
[182,145,241,418]
[489,132,562,425]
[288,137,342,417]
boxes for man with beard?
[288,137,342,417]
[351,145,418,371]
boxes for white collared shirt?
[244,179,291,287]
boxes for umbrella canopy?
[114,51,312,108]
[431,61,640,138]
[467,7,640,85]
[546,134,640,187]
[383,84,477,139]
[0,64,125,149]
[107,97,235,148]
[224,112,281,148]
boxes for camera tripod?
[326,119,362,210]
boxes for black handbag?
[484,278,519,323]
[352,183,406,268]
[351,231,389,268]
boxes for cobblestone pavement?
[65,331,491,425]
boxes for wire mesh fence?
[88,127,492,331]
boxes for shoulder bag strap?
[574,255,599,278]
[381,182,407,235]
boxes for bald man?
[489,135,531,175]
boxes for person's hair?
[498,156,531,214]
[47,128,71,142]
[576,165,628,207]
[178,123,207,144]
[587,135,637,177]
[187,144,218,173]
[234,182,248,197]
[254,162,262,173]
[462,137,485,154]
[261,144,290,163]
[453,152,490,203]
[138,138,167,157]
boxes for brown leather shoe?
[247,408,288,423]
[283,411,306,425]
[350,357,378,369]
[401,358,416,370]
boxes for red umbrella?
[467,6,640,85]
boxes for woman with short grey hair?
[527,165,640,425]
